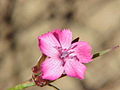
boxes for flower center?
[56,45,77,60]
[60,51,69,59]
[59,48,75,60]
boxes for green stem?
[8,79,35,90]
[92,45,119,59]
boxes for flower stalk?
[92,45,119,59]
[8,79,35,90]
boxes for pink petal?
[38,32,60,57]
[41,57,64,80]
[72,41,93,63]
[52,29,72,49]
[52,29,61,42]
[64,59,87,79]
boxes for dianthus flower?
[38,29,93,80]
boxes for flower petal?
[52,29,72,49]
[64,59,87,79]
[72,41,93,63]
[41,58,64,80]
[38,32,60,57]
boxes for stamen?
[60,51,68,59]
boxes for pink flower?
[38,29,93,80]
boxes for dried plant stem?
[48,84,60,90]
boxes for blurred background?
[0,0,120,90]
